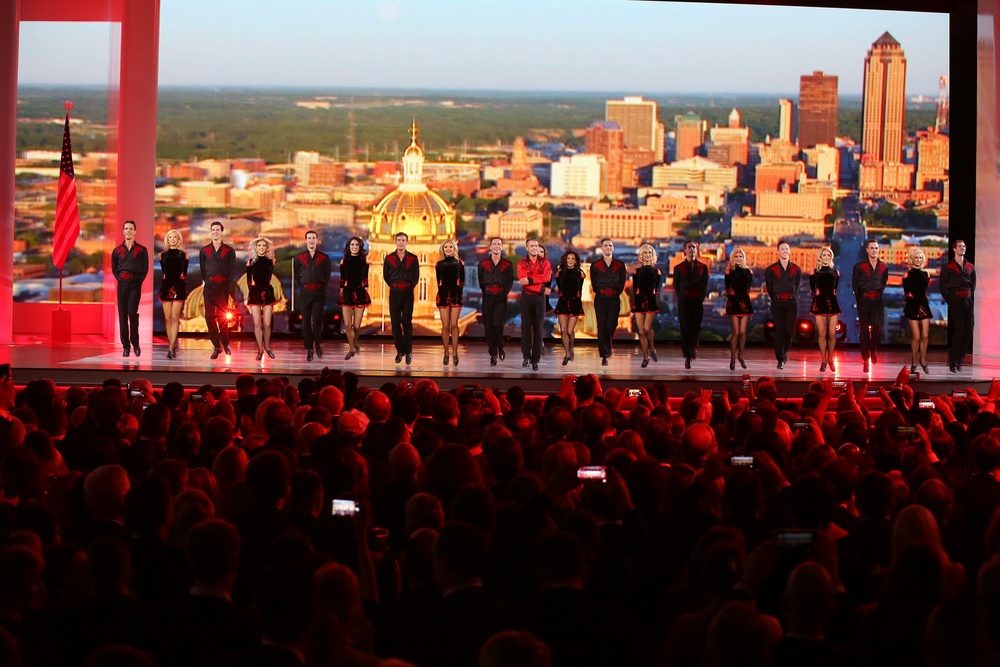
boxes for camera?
[711,390,725,400]
[896,425,917,437]
[792,421,810,431]
[331,499,360,517]
[190,393,205,402]
[627,388,642,398]
[952,390,968,399]
[832,380,847,391]
[742,374,751,391]
[865,388,880,397]
[577,466,607,482]
[775,529,816,549]
[729,455,754,468]
[918,398,935,410]
[130,388,143,398]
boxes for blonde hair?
[909,247,926,268]
[638,244,657,266]
[247,237,275,262]
[163,229,183,249]
[816,246,835,269]
[439,239,458,258]
[729,247,747,270]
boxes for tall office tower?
[675,112,706,161]
[862,32,907,163]
[606,96,663,162]
[798,71,838,148]
[778,98,794,143]
[585,121,625,195]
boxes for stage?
[4,334,997,396]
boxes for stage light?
[795,318,816,343]
[835,320,847,342]
[323,310,343,335]
[288,310,302,334]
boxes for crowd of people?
[1,361,1000,666]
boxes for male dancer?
[478,236,514,367]
[589,237,626,366]
[293,230,331,362]
[672,240,709,369]
[383,232,419,364]
[852,238,888,373]
[111,219,148,357]
[199,220,237,360]
[764,241,802,370]
[517,238,552,371]
[940,238,976,373]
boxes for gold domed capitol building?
[365,121,476,335]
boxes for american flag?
[53,108,80,270]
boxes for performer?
[672,240,709,370]
[538,246,555,314]
[590,238,627,366]
[940,239,976,373]
[294,230,332,363]
[554,250,585,366]
[436,239,464,366]
[764,241,802,370]
[518,238,552,371]
[478,237,513,367]
[809,247,841,373]
[336,236,370,361]
[199,220,237,360]
[631,244,662,368]
[112,219,148,358]
[852,238,888,373]
[904,247,931,374]
[246,238,277,361]
[158,229,188,359]
[383,232,419,365]
[724,247,753,371]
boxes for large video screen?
[14,1,950,347]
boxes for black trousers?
[594,295,620,358]
[204,284,231,349]
[389,289,414,354]
[948,296,975,365]
[520,294,545,363]
[677,296,703,360]
[300,291,325,351]
[482,294,507,356]
[857,298,883,360]
[116,280,141,349]
[771,300,797,362]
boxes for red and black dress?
[554,267,585,316]
[725,267,753,316]
[435,256,464,308]
[158,248,188,302]
[246,257,276,306]
[336,255,372,307]
[903,268,931,320]
[809,267,841,316]
[631,265,662,314]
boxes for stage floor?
[4,334,998,395]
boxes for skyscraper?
[605,96,664,162]
[778,98,794,143]
[862,31,907,163]
[798,71,838,148]
[675,112,706,162]
[585,121,625,195]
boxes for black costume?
[940,258,976,369]
[672,259,709,361]
[764,260,803,363]
[554,267,585,317]
[724,267,753,316]
[336,255,371,308]
[383,250,420,356]
[852,259,889,362]
[809,267,841,316]
[590,258,627,359]
[199,242,237,351]
[112,241,149,352]
[903,269,931,321]
[631,265,661,314]
[294,249,332,353]
[435,256,464,308]
[478,256,514,359]
[158,249,188,303]
[246,257,276,306]
[518,256,552,366]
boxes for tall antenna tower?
[935,76,949,133]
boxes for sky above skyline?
[17,0,950,95]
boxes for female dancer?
[158,229,188,359]
[631,244,662,368]
[554,250,585,366]
[246,237,277,361]
[809,246,841,372]
[903,247,931,373]
[724,247,753,370]
[435,239,464,365]
[337,236,371,360]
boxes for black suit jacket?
[402,585,510,667]
[155,593,260,667]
